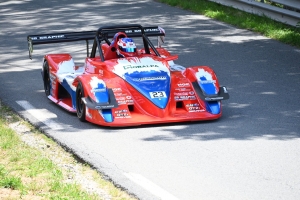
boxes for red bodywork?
[29,24,228,127]
[44,47,224,127]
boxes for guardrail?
[208,0,300,27]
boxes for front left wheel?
[43,61,51,96]
[76,82,86,122]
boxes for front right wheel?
[76,82,86,122]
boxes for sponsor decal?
[174,92,188,96]
[124,28,159,34]
[117,100,126,105]
[95,104,115,109]
[144,28,159,32]
[177,83,190,87]
[123,64,159,70]
[132,76,166,81]
[117,99,134,105]
[116,113,129,117]
[114,109,131,118]
[201,80,216,84]
[125,29,140,33]
[126,99,134,104]
[116,97,125,101]
[115,116,131,119]
[112,88,122,92]
[92,88,106,92]
[114,110,128,114]
[175,96,196,101]
[113,57,170,78]
[31,35,65,40]
[114,93,124,97]
[186,103,199,107]
[189,109,205,113]
[175,88,191,92]
[188,107,200,110]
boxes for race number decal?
[150,91,167,98]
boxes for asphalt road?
[1,0,300,199]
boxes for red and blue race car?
[27,24,229,127]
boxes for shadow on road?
[0,0,299,142]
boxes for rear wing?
[27,24,165,59]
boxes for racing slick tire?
[76,82,86,122]
[43,61,51,96]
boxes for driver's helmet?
[117,37,137,57]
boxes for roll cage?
[91,24,164,61]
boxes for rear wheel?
[76,82,86,122]
[43,61,51,96]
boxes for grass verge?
[157,0,300,48]
[0,100,136,200]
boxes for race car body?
[27,24,229,127]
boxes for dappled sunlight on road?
[0,0,299,141]
[211,35,268,43]
[0,0,33,6]
[1,2,299,200]
[228,102,251,108]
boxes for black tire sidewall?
[76,82,86,122]
[43,61,51,96]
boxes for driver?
[116,37,138,58]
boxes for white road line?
[124,172,179,200]
[16,100,64,130]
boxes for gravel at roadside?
[8,120,112,200]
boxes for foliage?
[158,0,300,48]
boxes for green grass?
[0,117,95,199]
[0,101,136,200]
[158,0,300,48]
[0,171,23,191]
